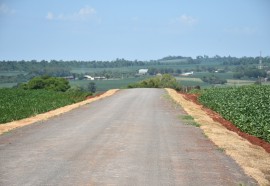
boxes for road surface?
[0,89,257,185]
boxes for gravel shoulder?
[0,88,257,185]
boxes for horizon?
[0,0,269,61]
[0,54,270,62]
[0,54,269,63]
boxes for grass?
[216,147,225,152]
[162,94,172,100]
[180,114,201,127]
[181,115,194,120]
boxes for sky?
[0,0,269,61]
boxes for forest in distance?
[0,55,270,89]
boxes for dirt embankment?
[166,88,270,186]
[0,89,119,135]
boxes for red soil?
[180,92,270,153]
[86,92,105,99]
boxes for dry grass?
[0,89,119,135]
[166,88,270,186]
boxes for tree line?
[1,56,270,84]
[1,56,269,71]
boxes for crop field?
[226,79,255,86]
[176,77,208,87]
[0,88,88,124]
[192,72,234,79]
[69,77,147,92]
[0,71,27,76]
[71,67,139,74]
[198,85,270,142]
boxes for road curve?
[0,89,256,185]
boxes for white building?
[181,71,194,76]
[84,75,94,80]
[138,69,148,75]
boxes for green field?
[176,73,255,88]
[69,77,148,92]
[198,85,270,142]
[176,77,208,87]
[0,88,89,124]
[0,71,27,76]
[71,67,139,74]
[0,83,17,88]
[192,72,234,79]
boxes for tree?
[21,76,70,92]
[128,74,181,90]
[87,82,96,93]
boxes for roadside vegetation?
[127,74,181,90]
[180,115,200,127]
[198,85,270,142]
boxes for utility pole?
[257,51,263,85]
[258,51,262,70]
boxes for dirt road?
[0,89,256,185]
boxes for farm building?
[180,71,194,76]
[138,69,148,75]
[84,75,94,80]
[84,75,106,80]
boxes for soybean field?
[199,85,270,142]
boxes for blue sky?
[0,0,269,61]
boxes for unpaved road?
[0,89,257,185]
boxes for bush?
[201,75,227,84]
[21,75,70,92]
[128,74,181,90]
[87,82,96,93]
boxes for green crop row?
[0,88,89,124]
[198,85,270,143]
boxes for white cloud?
[46,12,54,20]
[170,14,197,26]
[0,3,15,15]
[46,6,96,21]
[224,27,257,35]
[179,14,197,25]
[78,6,96,16]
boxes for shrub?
[21,75,70,92]
[128,74,181,90]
